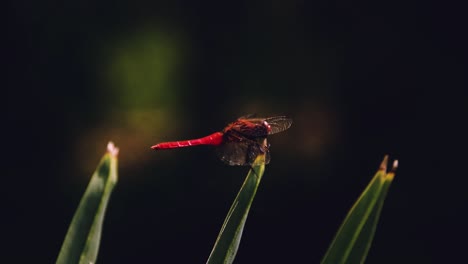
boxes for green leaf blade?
[347,167,395,264]
[321,156,396,264]
[56,142,119,264]
[207,155,266,264]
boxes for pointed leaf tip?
[320,155,397,264]
[107,141,119,157]
[379,155,389,171]
[57,143,119,264]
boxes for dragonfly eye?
[263,121,271,132]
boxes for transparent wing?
[216,141,250,166]
[265,116,293,135]
[216,137,270,166]
[237,113,257,119]
[247,139,271,165]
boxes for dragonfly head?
[263,120,272,133]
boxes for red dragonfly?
[151,115,292,166]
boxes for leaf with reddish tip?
[321,156,397,264]
[56,142,119,264]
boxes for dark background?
[6,0,467,263]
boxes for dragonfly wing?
[266,116,293,135]
[247,138,270,165]
[216,137,270,166]
[216,141,250,166]
[237,113,257,119]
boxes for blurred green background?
[6,0,466,263]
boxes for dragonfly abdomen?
[151,132,224,149]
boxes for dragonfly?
[151,115,292,166]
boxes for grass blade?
[56,142,119,264]
[206,154,266,264]
[346,160,396,263]
[321,156,397,264]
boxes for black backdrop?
[6,1,467,263]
